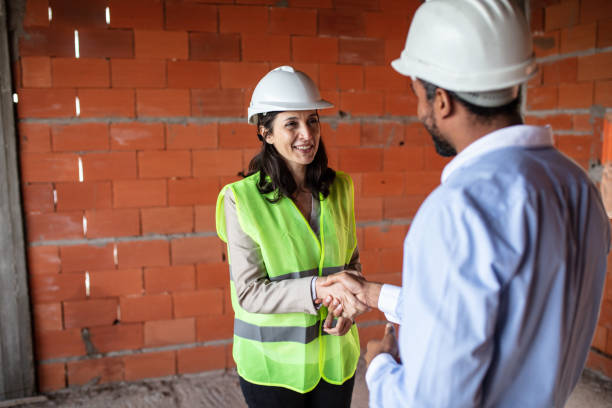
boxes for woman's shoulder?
[332,170,352,187]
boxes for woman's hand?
[315,274,370,320]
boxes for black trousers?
[239,375,355,408]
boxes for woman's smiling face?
[262,110,320,171]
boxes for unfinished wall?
[13,0,611,392]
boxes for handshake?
[314,271,382,336]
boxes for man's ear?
[434,88,453,119]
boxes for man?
[322,0,610,406]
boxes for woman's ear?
[259,126,273,144]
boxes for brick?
[111,59,166,88]
[21,152,79,183]
[22,183,54,213]
[560,23,596,54]
[55,181,112,211]
[144,318,195,347]
[533,31,560,58]
[338,148,383,173]
[597,19,612,48]
[586,351,612,378]
[292,37,338,63]
[138,150,191,178]
[67,357,123,386]
[220,62,269,89]
[196,262,228,289]
[385,91,417,116]
[165,2,216,32]
[87,323,144,353]
[79,29,134,58]
[90,268,143,297]
[218,123,259,149]
[116,240,170,269]
[142,206,194,235]
[167,123,218,150]
[177,345,226,374]
[192,88,243,117]
[173,289,224,318]
[363,224,408,250]
[362,172,405,197]
[193,149,243,177]
[267,8,316,36]
[109,0,164,29]
[21,56,51,87]
[33,303,63,332]
[27,211,84,241]
[339,38,385,65]
[558,82,593,109]
[81,152,137,181]
[168,178,219,206]
[527,85,558,110]
[19,123,51,153]
[592,325,608,351]
[355,197,383,221]
[572,114,592,132]
[335,0,379,10]
[219,5,267,33]
[49,0,107,28]
[78,89,135,118]
[145,265,196,293]
[542,58,577,84]
[531,6,544,32]
[595,80,612,106]
[28,246,61,275]
[242,33,290,62]
[319,9,365,37]
[135,30,189,59]
[289,0,332,6]
[18,88,75,118]
[20,27,74,57]
[194,205,216,232]
[380,247,403,273]
[320,123,360,148]
[383,195,427,219]
[545,0,579,31]
[319,64,363,91]
[167,61,220,89]
[35,328,86,359]
[364,12,409,39]
[110,123,165,151]
[196,314,233,343]
[361,122,405,147]
[384,146,425,172]
[580,0,612,25]
[365,65,408,91]
[424,146,452,171]
[120,294,172,322]
[172,236,223,265]
[578,53,612,81]
[340,91,384,116]
[60,243,115,272]
[51,123,109,152]
[189,33,240,61]
[37,363,66,392]
[85,208,140,238]
[524,114,573,130]
[30,272,86,303]
[137,89,190,118]
[113,179,166,208]
[64,298,118,328]
[124,351,175,381]
[24,0,50,27]
[557,135,595,162]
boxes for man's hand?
[315,275,369,320]
[319,271,383,310]
[365,323,400,368]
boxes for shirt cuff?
[365,353,399,386]
[378,284,401,324]
[311,277,321,310]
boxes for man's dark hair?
[243,111,336,203]
[419,79,522,124]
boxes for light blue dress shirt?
[366,125,610,408]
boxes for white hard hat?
[247,66,333,124]
[391,0,537,107]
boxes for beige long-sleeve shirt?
[224,188,361,315]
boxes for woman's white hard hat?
[247,66,333,124]
[391,0,538,107]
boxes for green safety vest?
[215,170,360,393]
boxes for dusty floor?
[17,359,612,407]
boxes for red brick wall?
[14,0,611,392]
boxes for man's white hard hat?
[391,0,537,107]
[247,66,333,124]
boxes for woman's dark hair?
[419,78,521,124]
[242,111,336,203]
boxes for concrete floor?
[16,358,612,408]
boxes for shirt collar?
[441,125,554,183]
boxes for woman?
[215,66,365,407]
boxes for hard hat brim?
[247,100,333,124]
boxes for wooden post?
[0,0,35,400]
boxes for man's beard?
[423,111,456,157]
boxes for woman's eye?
[308,118,319,126]
[285,121,297,128]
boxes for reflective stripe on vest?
[230,265,350,282]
